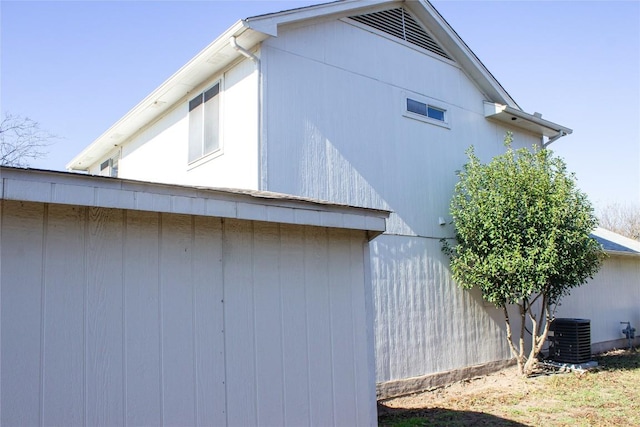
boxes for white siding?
[98,57,260,190]
[261,18,539,383]
[262,19,538,237]
[0,200,376,426]
[555,255,640,348]
[371,235,511,381]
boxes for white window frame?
[99,150,120,178]
[188,79,223,166]
[402,92,450,129]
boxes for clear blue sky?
[2,1,638,209]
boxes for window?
[100,153,119,177]
[189,82,220,163]
[403,94,449,128]
[406,98,446,122]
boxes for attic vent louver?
[349,8,453,61]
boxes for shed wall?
[0,200,375,426]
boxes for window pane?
[204,83,219,102]
[189,94,203,112]
[189,103,203,162]
[407,98,427,116]
[110,157,118,178]
[427,106,445,121]
[204,90,219,155]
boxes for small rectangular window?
[403,94,449,128]
[406,98,446,122]
[189,82,221,163]
[99,154,119,178]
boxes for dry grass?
[379,347,640,426]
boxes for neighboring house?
[554,228,640,353]
[67,0,587,396]
[0,166,388,425]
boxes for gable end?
[348,7,453,61]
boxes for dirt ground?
[378,349,640,426]
[380,365,531,410]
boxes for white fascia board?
[245,0,401,36]
[66,20,268,172]
[1,167,389,237]
[483,102,573,138]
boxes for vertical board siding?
[123,210,162,425]
[159,213,196,426]
[222,219,258,426]
[86,207,124,426]
[192,215,225,425]
[304,226,335,426]
[252,222,285,425]
[0,200,374,426]
[0,202,45,425]
[279,225,311,426]
[42,204,86,425]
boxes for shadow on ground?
[595,347,640,372]
[378,403,529,427]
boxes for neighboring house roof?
[592,227,640,257]
[66,0,572,171]
[0,166,389,238]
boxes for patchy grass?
[379,347,640,427]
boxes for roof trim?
[483,102,573,138]
[1,167,389,238]
[592,227,640,257]
[66,20,266,171]
[67,0,572,172]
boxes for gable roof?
[67,0,571,171]
[592,227,640,257]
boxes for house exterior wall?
[89,57,261,190]
[554,254,640,351]
[261,18,539,383]
[0,199,377,426]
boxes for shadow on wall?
[377,403,528,426]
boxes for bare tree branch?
[0,112,56,167]
[598,203,640,241]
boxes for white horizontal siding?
[0,200,376,426]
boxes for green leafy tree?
[443,133,604,376]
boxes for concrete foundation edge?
[591,337,640,354]
[376,358,516,400]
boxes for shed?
[0,166,388,426]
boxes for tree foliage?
[443,134,604,375]
[597,203,640,241]
[0,112,54,167]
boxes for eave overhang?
[591,227,640,258]
[67,0,572,171]
[66,21,269,171]
[483,102,573,139]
